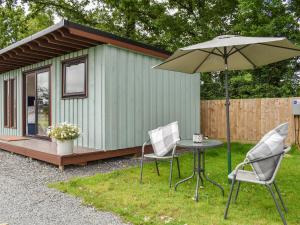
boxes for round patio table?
[175,139,224,202]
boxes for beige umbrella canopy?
[154,35,300,174]
[155,35,300,73]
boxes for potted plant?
[47,126,56,143]
[48,123,80,155]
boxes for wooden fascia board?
[68,27,170,59]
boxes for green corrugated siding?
[0,46,106,149]
[0,44,200,151]
[104,45,200,150]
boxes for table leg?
[175,172,195,191]
[195,173,200,201]
[175,149,224,200]
[199,173,204,186]
[174,151,196,191]
[194,150,202,201]
[197,150,204,186]
[202,151,224,196]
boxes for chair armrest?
[246,151,285,164]
[284,145,291,154]
[246,146,290,164]
[142,139,151,157]
[232,146,289,178]
[232,161,248,176]
[171,142,179,156]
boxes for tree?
[0,0,54,48]
[1,0,299,99]
[0,0,27,48]
[201,0,300,100]
[23,0,93,25]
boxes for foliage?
[201,0,300,100]
[0,0,54,48]
[48,122,80,141]
[1,0,300,99]
[50,143,300,225]
[0,0,27,48]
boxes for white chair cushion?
[246,123,288,181]
[148,121,180,157]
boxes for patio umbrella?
[153,35,300,175]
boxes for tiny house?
[0,20,200,167]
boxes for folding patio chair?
[224,123,290,225]
[140,121,181,187]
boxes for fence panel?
[201,97,299,144]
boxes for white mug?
[193,133,203,143]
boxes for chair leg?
[224,177,236,219]
[154,159,160,176]
[273,181,288,213]
[140,157,144,184]
[169,157,174,188]
[266,184,287,225]
[233,181,241,203]
[176,157,181,178]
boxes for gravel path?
[0,150,138,225]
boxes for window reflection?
[62,56,87,98]
[65,62,85,93]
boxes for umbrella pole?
[224,49,232,176]
[224,69,232,175]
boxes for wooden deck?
[0,137,150,170]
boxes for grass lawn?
[50,143,300,225]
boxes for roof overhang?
[0,20,171,73]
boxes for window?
[62,56,87,98]
[3,79,17,128]
[4,80,8,127]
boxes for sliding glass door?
[25,68,50,138]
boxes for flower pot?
[57,140,74,155]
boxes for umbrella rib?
[192,48,216,73]
[233,47,257,68]
[216,48,224,56]
[154,48,223,69]
[198,49,223,57]
[228,45,250,57]
[258,43,300,52]
[227,46,236,56]
[154,50,198,67]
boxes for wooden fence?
[200,97,300,144]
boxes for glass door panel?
[26,73,36,136]
[36,71,50,136]
[25,68,50,138]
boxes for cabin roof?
[0,20,171,73]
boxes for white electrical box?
[292,99,300,115]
